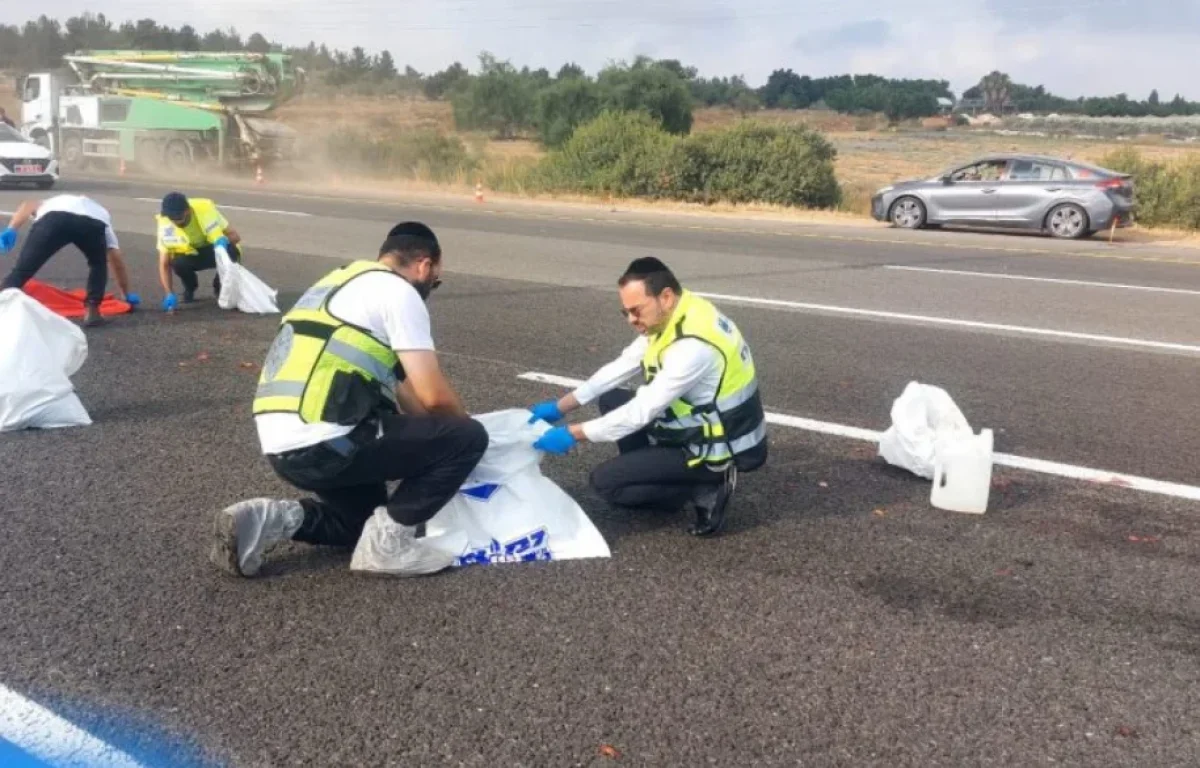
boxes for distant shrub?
[498,111,842,209]
[536,76,604,148]
[325,128,477,182]
[664,120,841,208]
[530,110,674,197]
[1100,148,1200,230]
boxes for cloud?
[795,20,891,54]
[2,0,1195,98]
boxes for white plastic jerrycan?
[930,428,994,514]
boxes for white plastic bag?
[422,409,612,566]
[215,245,280,314]
[877,381,972,479]
[0,288,92,432]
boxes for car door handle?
[1044,187,1062,192]
[981,188,997,194]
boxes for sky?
[5,0,1198,99]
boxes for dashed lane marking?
[692,290,1200,355]
[883,265,1200,296]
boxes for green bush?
[501,111,843,209]
[324,128,478,182]
[536,77,604,148]
[530,110,675,197]
[450,55,537,139]
[597,61,694,135]
[1099,148,1200,230]
[664,120,841,208]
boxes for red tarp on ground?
[22,279,132,319]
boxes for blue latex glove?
[527,399,563,424]
[162,293,178,312]
[0,227,17,254]
[533,426,576,455]
[214,235,231,250]
[125,292,141,308]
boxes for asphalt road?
[1,177,1199,767]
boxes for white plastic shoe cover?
[223,498,304,575]
[350,508,464,576]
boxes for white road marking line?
[884,265,1200,296]
[517,371,1200,502]
[133,197,311,217]
[693,291,1200,355]
[0,683,148,768]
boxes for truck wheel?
[61,137,86,171]
[163,141,194,173]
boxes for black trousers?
[267,412,489,547]
[588,389,768,510]
[171,243,241,294]
[0,211,109,305]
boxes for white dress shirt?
[572,334,723,443]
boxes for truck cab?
[17,72,60,150]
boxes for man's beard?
[408,276,436,301]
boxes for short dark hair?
[618,256,681,296]
[379,221,441,264]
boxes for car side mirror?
[941,174,953,185]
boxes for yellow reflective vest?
[155,198,228,258]
[641,290,767,467]
[252,261,403,425]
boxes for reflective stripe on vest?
[251,260,402,424]
[155,198,226,258]
[641,290,766,467]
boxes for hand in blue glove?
[527,399,563,424]
[0,227,17,254]
[214,235,231,250]
[533,425,577,455]
[124,292,141,308]
[162,293,178,312]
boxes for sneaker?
[210,499,304,577]
[350,508,458,577]
[82,303,107,328]
[689,463,737,537]
[182,288,196,304]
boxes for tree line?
[3,13,1198,125]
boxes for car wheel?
[889,196,926,229]
[1045,203,1089,239]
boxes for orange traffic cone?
[255,165,264,185]
[118,158,126,176]
[475,181,483,203]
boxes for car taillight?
[1096,178,1128,190]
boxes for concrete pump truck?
[18,49,305,176]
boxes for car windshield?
[0,123,27,143]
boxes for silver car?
[870,153,1135,239]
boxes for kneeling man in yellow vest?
[527,257,768,537]
[210,222,488,578]
[155,192,244,311]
